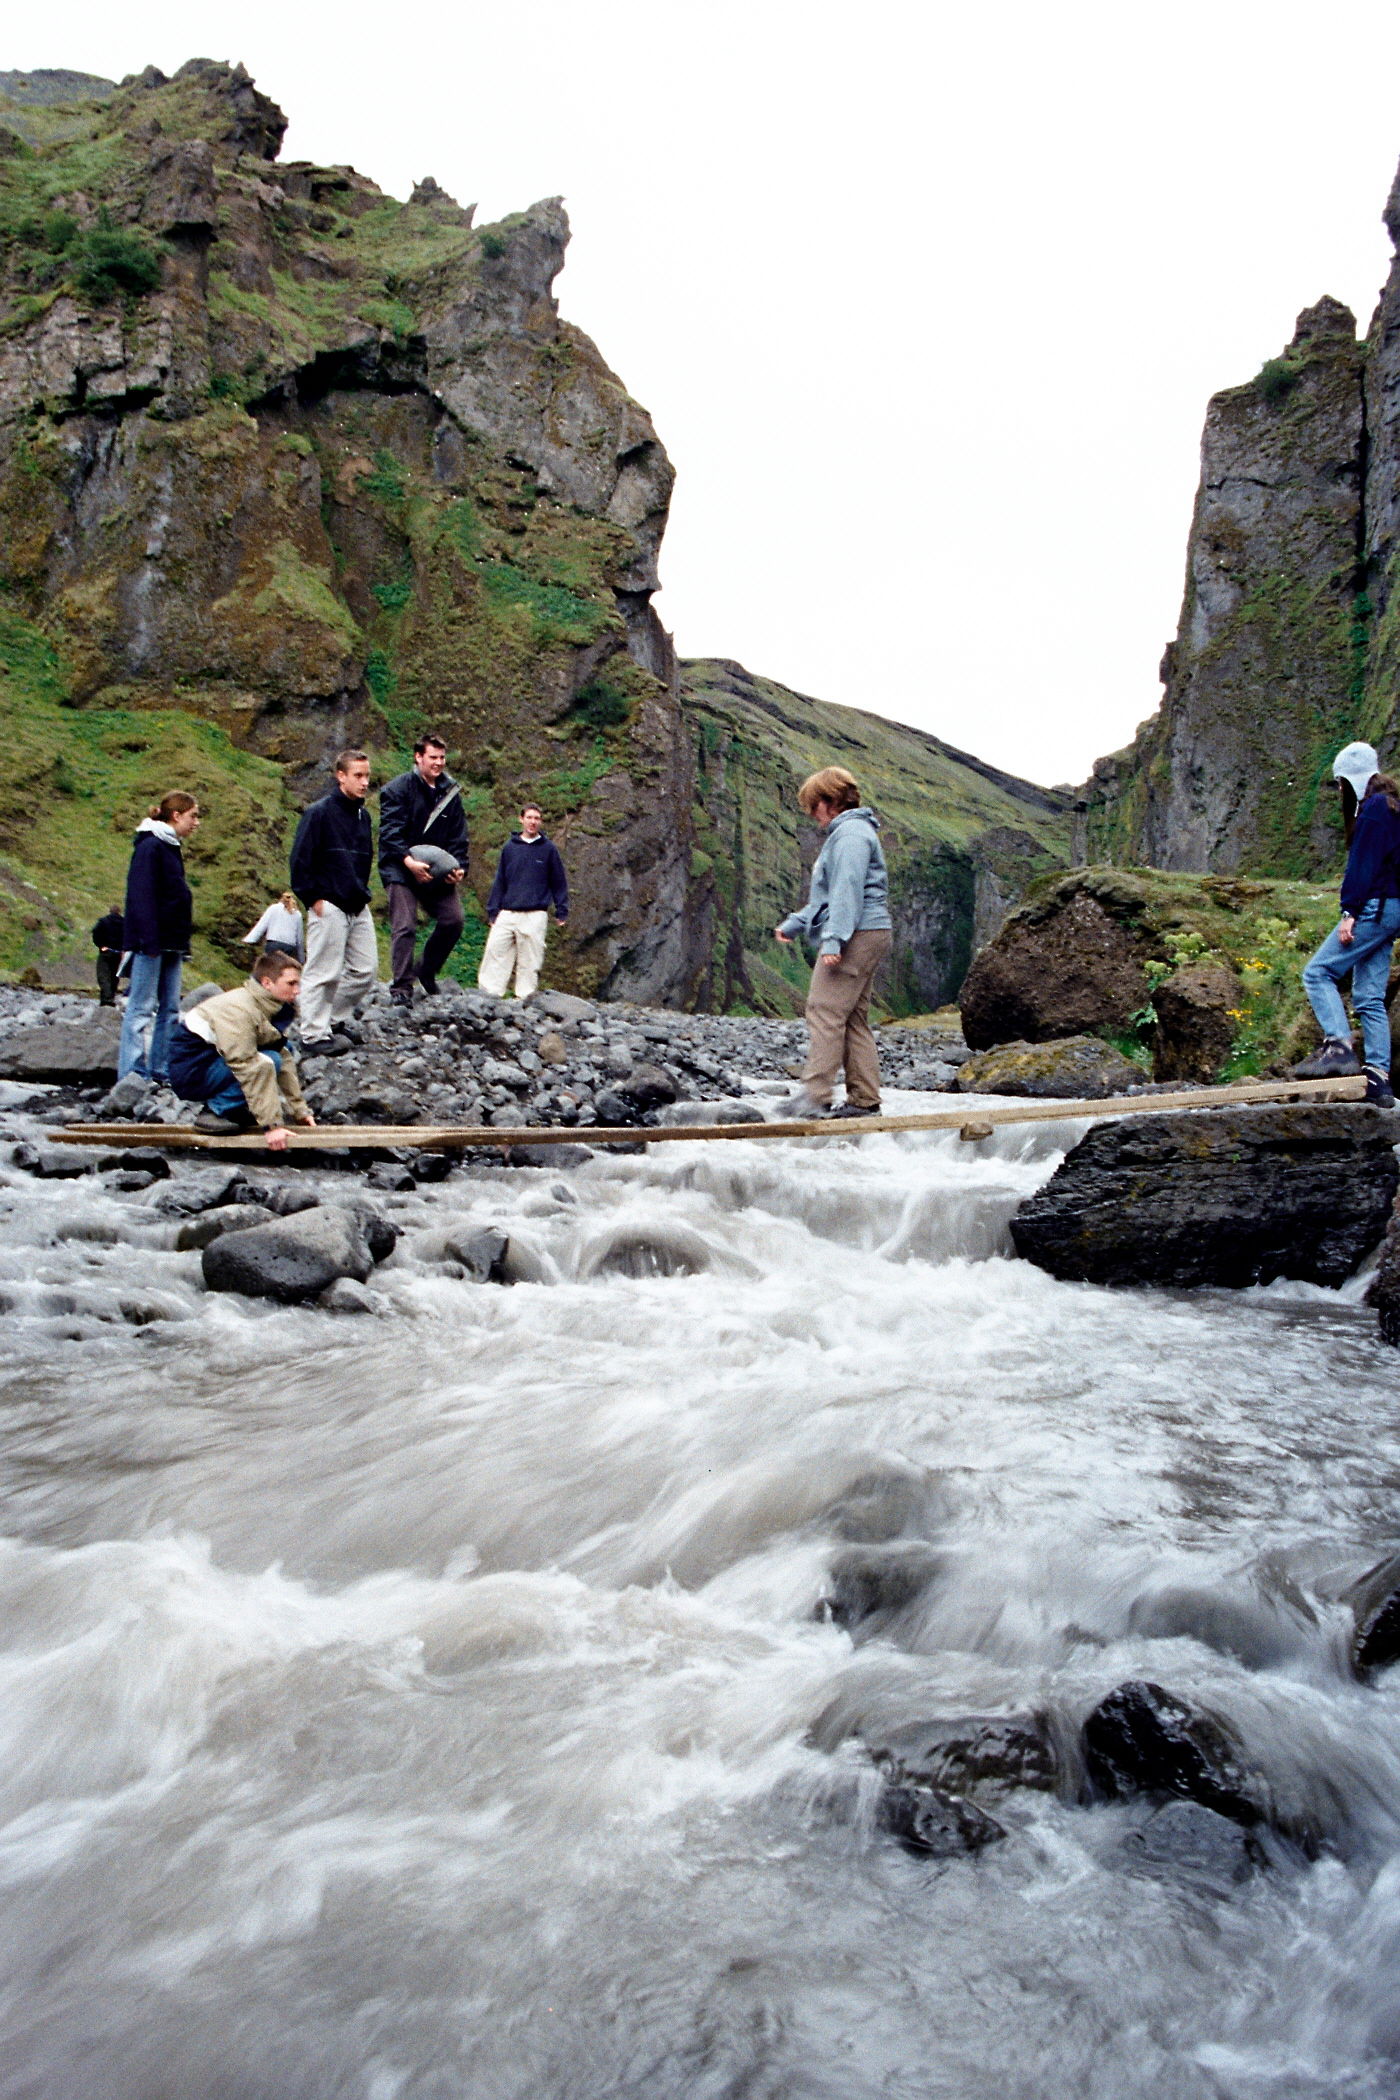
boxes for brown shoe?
[832,1100,881,1119]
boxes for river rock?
[955,1035,1144,1099]
[1365,1191,1400,1346]
[1010,1103,1400,1288]
[821,1541,945,1628]
[1151,964,1240,1084]
[1345,1551,1400,1680]
[872,1714,1058,1797]
[653,1099,766,1126]
[152,1166,251,1217]
[876,1779,1007,1858]
[441,1227,510,1282]
[1127,1583,1310,1669]
[1121,1800,1258,1888]
[319,1277,378,1314]
[201,1203,389,1303]
[175,1203,275,1251]
[1082,1680,1265,1827]
[0,1010,122,1085]
[614,1063,680,1113]
[97,1146,170,1180]
[10,1141,103,1178]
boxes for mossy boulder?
[954,1035,1144,1100]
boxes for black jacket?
[290,788,374,913]
[486,834,569,919]
[378,767,469,888]
[123,829,193,956]
[92,911,124,951]
[1340,790,1400,917]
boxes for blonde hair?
[280,891,298,911]
[797,766,860,816]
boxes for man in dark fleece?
[477,803,569,998]
[91,906,124,1005]
[289,749,376,1046]
[378,733,469,1005]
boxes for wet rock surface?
[202,1202,398,1304]
[1346,1552,1400,1680]
[1121,1801,1260,1889]
[872,1714,1059,1798]
[876,1779,1007,1858]
[1082,1680,1266,1829]
[1011,1103,1400,1288]
[1366,1191,1400,1347]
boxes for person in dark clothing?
[91,906,124,1005]
[117,792,199,1085]
[289,749,377,1046]
[378,733,468,1004]
[478,804,569,998]
[1294,740,1400,1105]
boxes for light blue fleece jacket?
[779,806,892,956]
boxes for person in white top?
[243,891,305,963]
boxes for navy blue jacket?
[378,768,469,889]
[290,788,374,914]
[1340,790,1400,917]
[123,829,193,956]
[487,834,569,919]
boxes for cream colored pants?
[300,902,378,1041]
[478,910,549,998]
[801,927,892,1108]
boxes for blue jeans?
[203,1048,280,1119]
[1301,897,1400,1071]
[118,951,183,1083]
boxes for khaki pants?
[801,927,891,1108]
[300,902,377,1041]
[478,910,549,997]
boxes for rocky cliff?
[0,60,697,998]
[682,659,1071,1014]
[1082,297,1369,875]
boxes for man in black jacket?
[378,733,468,1004]
[91,906,124,1005]
[289,750,377,1045]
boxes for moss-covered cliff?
[0,60,699,998]
[681,659,1072,1015]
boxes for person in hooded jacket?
[1294,740,1400,1106]
[774,765,893,1118]
[117,790,199,1085]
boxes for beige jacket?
[181,980,313,1129]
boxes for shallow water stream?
[2,1094,1400,2098]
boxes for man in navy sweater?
[478,804,569,998]
[289,750,377,1046]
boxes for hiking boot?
[301,1033,353,1058]
[1365,1065,1396,1109]
[193,1111,245,1135]
[1291,1037,1361,1079]
[416,968,440,997]
[389,987,414,1010]
[832,1101,882,1119]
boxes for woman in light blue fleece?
[774,765,893,1118]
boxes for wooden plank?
[48,1073,1367,1153]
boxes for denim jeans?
[203,1048,280,1119]
[117,951,183,1082]
[1301,897,1400,1071]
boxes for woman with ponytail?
[117,790,200,1087]
[1294,743,1400,1106]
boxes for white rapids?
[1,1089,1399,2099]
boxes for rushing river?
[2,1087,1400,2099]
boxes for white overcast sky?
[18,0,1400,785]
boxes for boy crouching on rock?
[168,951,318,1152]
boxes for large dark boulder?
[1082,1680,1266,1828]
[1151,964,1240,1084]
[1366,1193,1400,1346]
[954,1035,1144,1100]
[1011,1103,1399,1288]
[959,882,1153,1050]
[0,1010,122,1084]
[202,1202,396,1304]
